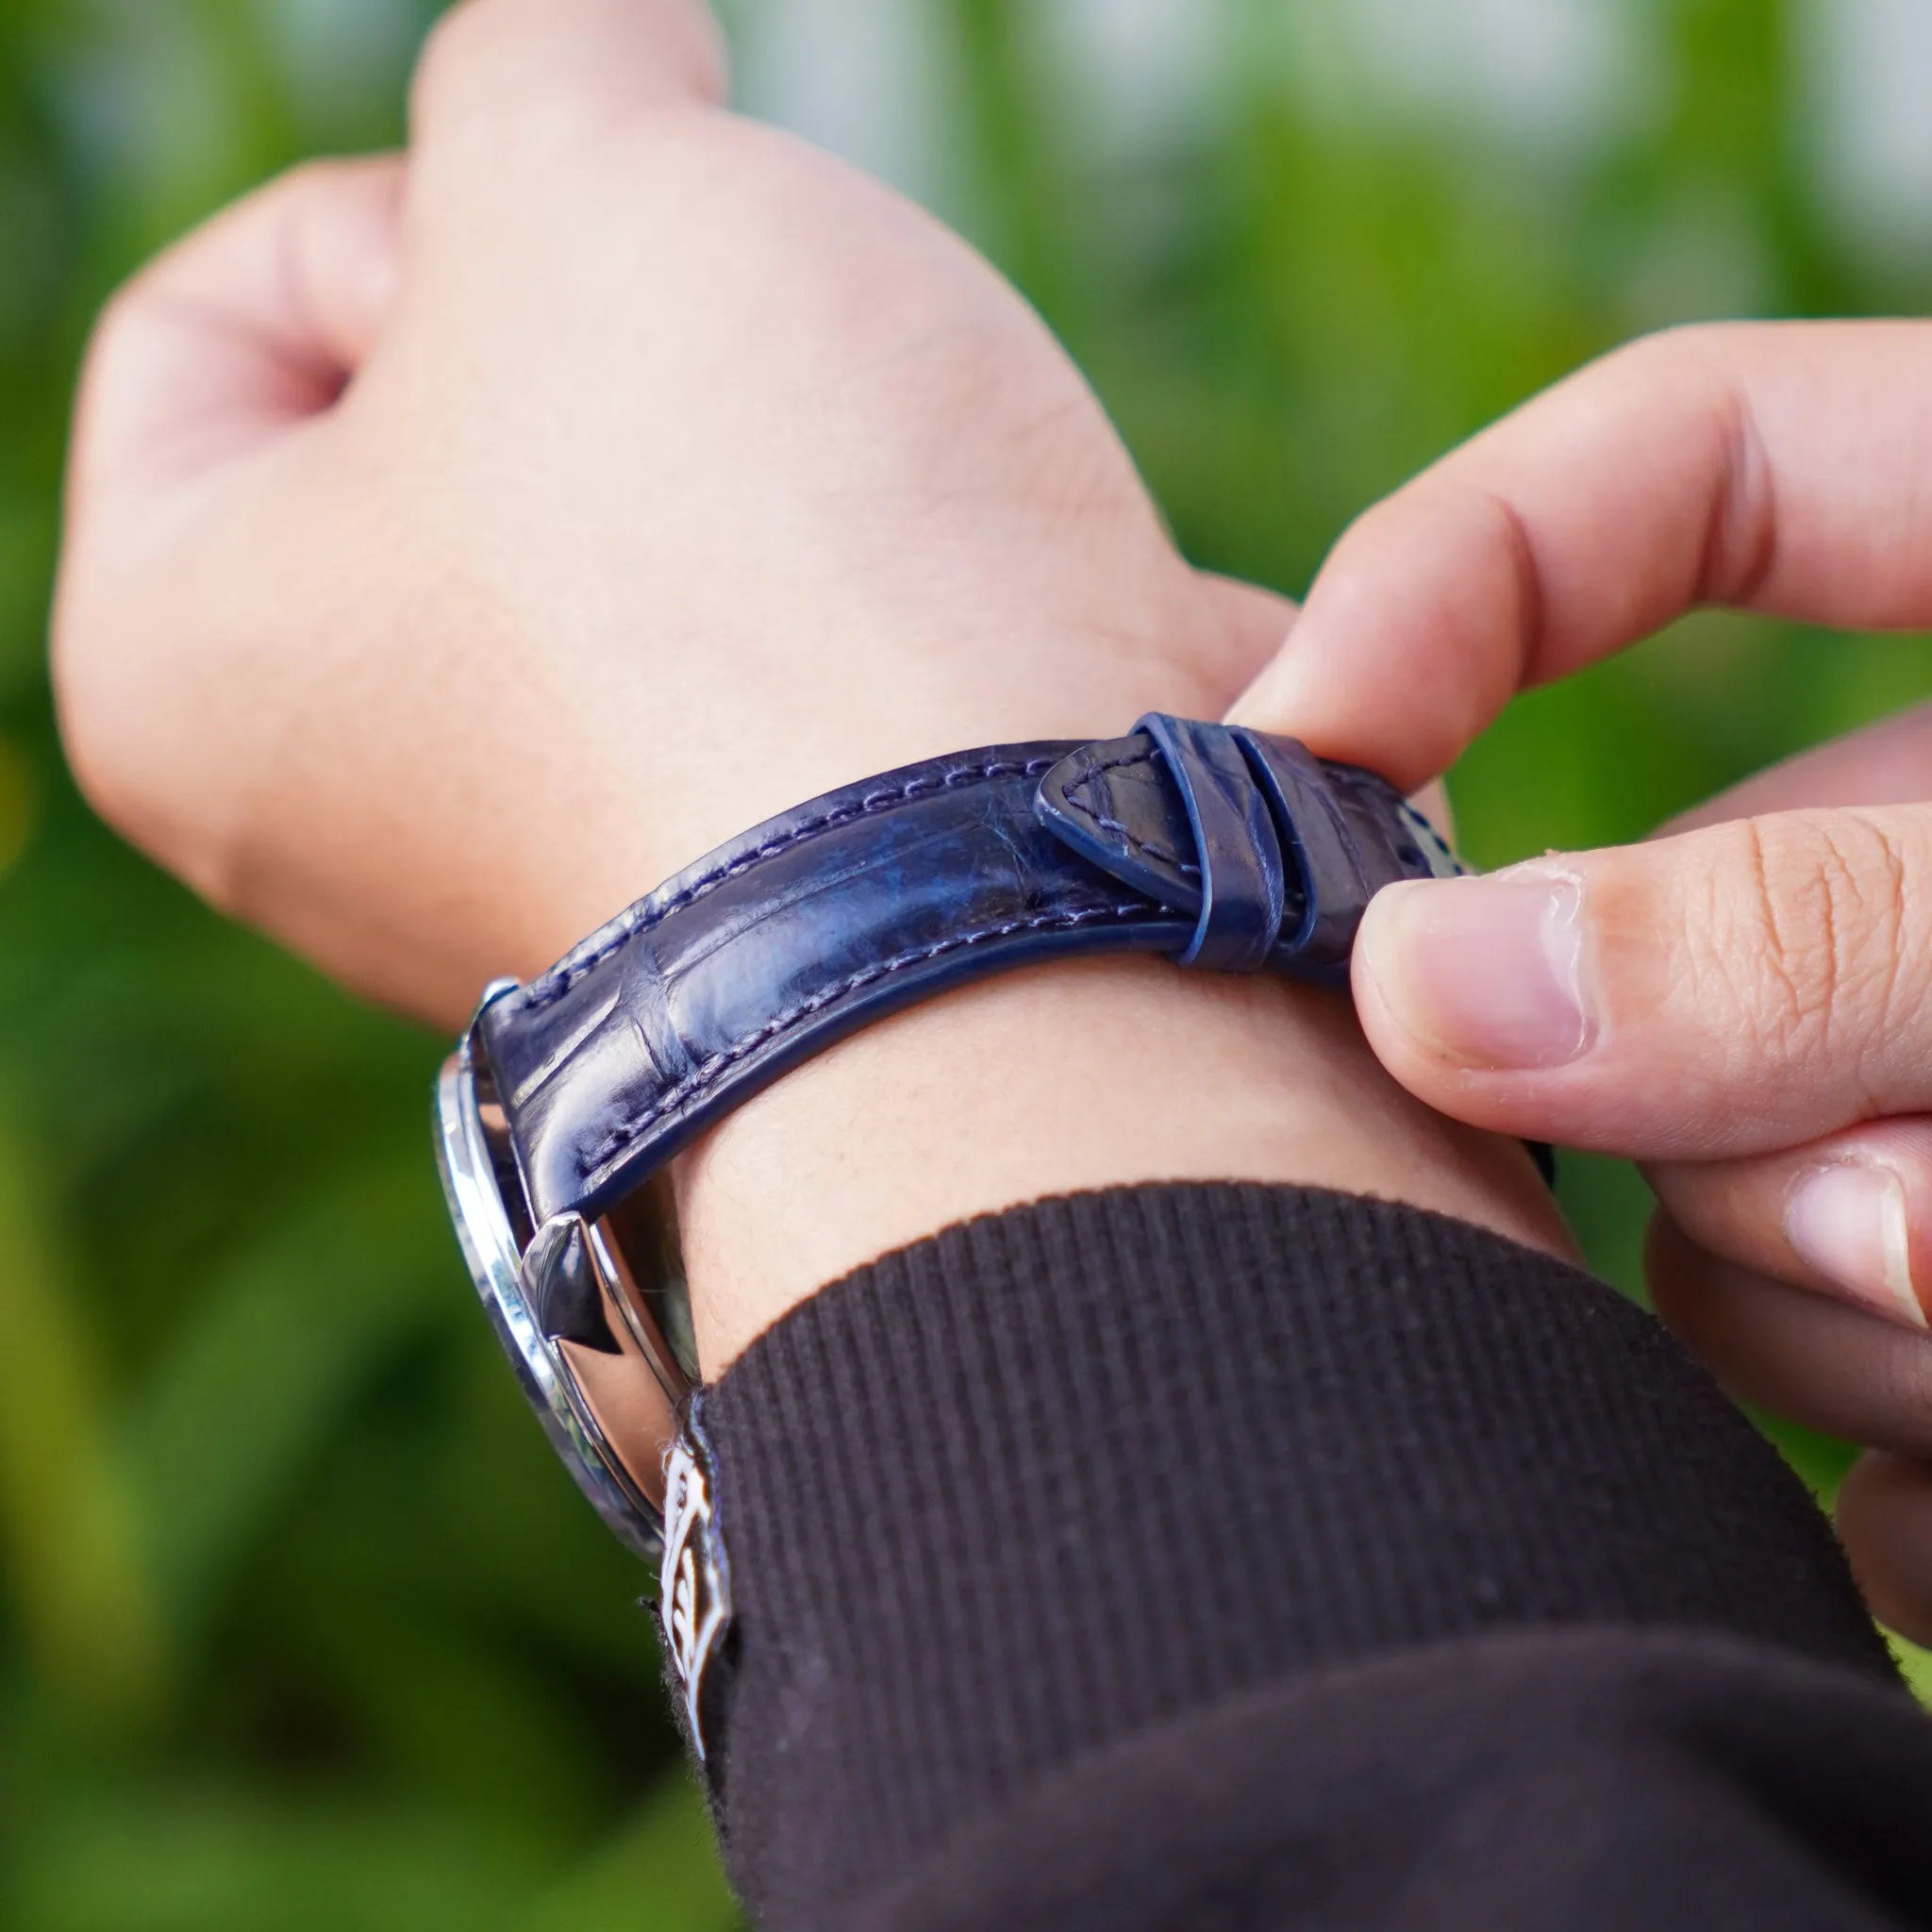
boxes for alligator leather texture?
[477,717,1459,1228]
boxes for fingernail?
[1785,1162,1929,1330]
[1364,868,1595,1071]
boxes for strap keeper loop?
[1133,714,1287,972]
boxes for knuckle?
[1607,320,1753,386]
[411,0,725,151]
[408,0,480,127]
[75,160,322,389]
[1589,325,1707,404]
[662,0,730,102]
[66,276,158,490]
[270,154,337,200]
[77,277,141,388]
[265,153,393,217]
[408,0,524,136]
[1690,811,1923,1071]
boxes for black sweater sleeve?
[684,1184,1932,1930]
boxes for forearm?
[616,804,1928,1929]
[695,1183,1921,1930]
[675,957,1569,1370]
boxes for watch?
[434,714,1462,1571]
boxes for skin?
[1231,320,1932,1643]
[64,0,1932,1641]
[50,0,1562,1376]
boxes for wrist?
[440,712,1575,1560]
[487,575,1254,1002]
[674,955,1573,1373]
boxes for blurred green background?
[2,0,1931,1924]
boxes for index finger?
[1230,320,1932,791]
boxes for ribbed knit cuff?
[694,1184,1892,1922]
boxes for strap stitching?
[1401,807,1457,866]
[519,757,1059,1014]
[1058,752,1203,878]
[580,900,1151,1173]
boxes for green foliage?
[1,1,1928,1920]
[0,3,728,1920]
[942,0,1932,1520]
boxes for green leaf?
[1889,1631,1932,1712]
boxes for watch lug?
[523,1212,603,1347]
[474,974,520,1020]
[435,1050,668,1573]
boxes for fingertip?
[1355,867,1594,1080]
[1783,1158,1931,1335]
[1349,879,1490,1117]
[1641,1221,1932,1466]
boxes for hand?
[55,0,1565,1368]
[54,0,1284,1024]
[1231,321,1932,1641]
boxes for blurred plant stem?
[0,1101,169,1734]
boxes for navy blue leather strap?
[1034,716,1459,980]
[476,718,1459,1228]
[1139,715,1286,971]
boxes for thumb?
[1351,806,1932,1160]
[66,155,404,510]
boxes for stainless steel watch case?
[434,982,694,1574]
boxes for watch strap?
[1034,717,1458,974]
[476,717,1458,1230]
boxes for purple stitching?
[520,757,1058,1013]
[1400,806,1457,866]
[1058,752,1202,877]
[580,900,1149,1172]
[1076,750,1158,780]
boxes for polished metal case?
[434,984,693,1574]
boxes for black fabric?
[695,1184,1929,1930]
[848,1633,1932,1930]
